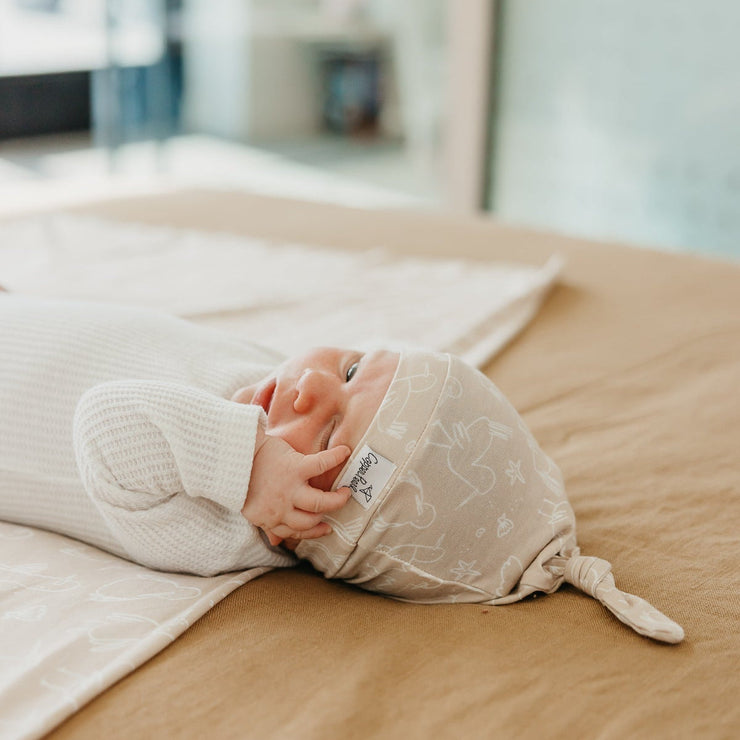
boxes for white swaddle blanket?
[0,215,561,739]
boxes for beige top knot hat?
[296,351,684,644]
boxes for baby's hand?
[242,434,352,547]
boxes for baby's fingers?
[295,487,352,515]
[264,529,284,547]
[303,445,351,478]
[283,508,326,532]
[270,522,333,541]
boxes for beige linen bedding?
[4,191,738,739]
[0,206,559,739]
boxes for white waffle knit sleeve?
[72,379,289,575]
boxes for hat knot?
[557,551,685,644]
[564,554,613,598]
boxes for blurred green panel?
[488,0,740,259]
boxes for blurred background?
[0,0,738,259]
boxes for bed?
[3,190,738,739]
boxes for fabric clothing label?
[337,444,397,510]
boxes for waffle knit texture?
[0,295,295,575]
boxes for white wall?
[489,0,740,257]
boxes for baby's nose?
[293,369,334,414]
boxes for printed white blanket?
[0,215,561,367]
[0,215,560,739]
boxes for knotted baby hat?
[296,351,684,644]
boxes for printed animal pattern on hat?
[505,459,525,486]
[297,351,685,643]
[376,533,447,567]
[538,498,572,537]
[495,555,524,598]
[426,417,512,509]
[517,418,565,498]
[376,364,438,440]
[371,470,436,533]
[497,513,514,537]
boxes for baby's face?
[232,347,399,490]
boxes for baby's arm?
[74,379,286,574]
[242,433,351,546]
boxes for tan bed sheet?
[33,191,739,739]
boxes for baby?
[0,292,684,643]
[0,293,384,575]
